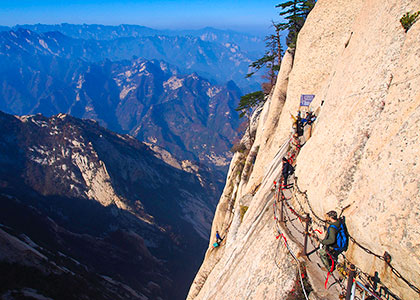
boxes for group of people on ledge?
[281,157,348,271]
[215,108,348,273]
[293,110,317,138]
[282,109,349,272]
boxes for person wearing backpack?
[319,210,349,271]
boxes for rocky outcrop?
[0,32,243,168]
[0,26,263,90]
[0,111,220,300]
[188,0,420,299]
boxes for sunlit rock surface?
[188,0,420,299]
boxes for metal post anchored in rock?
[345,264,356,300]
[303,214,310,255]
[371,271,380,292]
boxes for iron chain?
[276,138,420,297]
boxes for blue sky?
[0,0,285,35]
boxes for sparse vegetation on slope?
[400,11,420,32]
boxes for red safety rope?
[280,189,304,223]
[288,205,302,222]
[276,233,288,248]
[325,251,335,289]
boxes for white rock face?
[188,0,420,299]
[144,142,183,170]
[163,76,184,90]
[119,85,136,99]
[72,152,122,208]
[206,87,221,98]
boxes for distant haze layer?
[0,0,281,35]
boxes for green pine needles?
[276,0,317,48]
[239,1,317,120]
[400,11,420,32]
[245,1,316,89]
[246,21,283,90]
[235,91,265,119]
[246,54,277,79]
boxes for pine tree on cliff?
[235,91,265,119]
[245,1,316,86]
[234,91,265,146]
[241,0,316,115]
[262,22,284,91]
[276,0,316,48]
[246,22,283,93]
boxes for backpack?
[329,217,349,253]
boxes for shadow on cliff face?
[0,191,206,300]
[0,110,217,299]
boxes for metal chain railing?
[273,187,310,300]
[341,254,404,300]
[283,201,306,235]
[292,175,420,296]
[270,115,420,299]
[281,180,419,299]
[280,176,401,298]
[279,186,348,294]
[293,178,327,225]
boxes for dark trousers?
[283,174,289,187]
[320,248,339,270]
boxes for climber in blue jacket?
[216,231,223,244]
[319,210,349,271]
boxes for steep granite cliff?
[188,0,420,299]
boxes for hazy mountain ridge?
[0,23,257,300]
[0,27,262,90]
[5,24,264,55]
[0,29,242,168]
[0,110,221,299]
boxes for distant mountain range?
[0,111,221,300]
[6,24,265,54]
[0,28,243,168]
[0,23,263,300]
[0,25,264,91]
